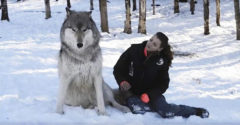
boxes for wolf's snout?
[77,43,83,48]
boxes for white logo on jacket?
[129,61,134,76]
[156,58,164,65]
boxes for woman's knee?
[150,95,168,109]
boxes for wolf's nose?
[77,43,83,48]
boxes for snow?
[0,0,240,124]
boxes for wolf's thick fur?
[56,8,129,115]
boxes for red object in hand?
[141,93,150,103]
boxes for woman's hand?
[120,81,131,91]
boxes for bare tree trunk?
[90,0,94,10]
[1,0,10,21]
[138,0,146,34]
[174,0,179,13]
[132,0,137,11]
[203,0,210,35]
[124,0,132,34]
[99,0,109,33]
[44,0,51,19]
[179,0,187,2]
[67,0,71,8]
[152,0,155,15]
[190,0,195,15]
[234,0,240,40]
[216,0,220,26]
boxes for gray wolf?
[56,8,130,115]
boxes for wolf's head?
[60,8,100,51]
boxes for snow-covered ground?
[0,0,240,124]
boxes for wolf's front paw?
[122,106,131,113]
[56,108,64,114]
[97,109,108,116]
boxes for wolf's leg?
[103,84,130,113]
[112,89,133,105]
[94,76,106,115]
[56,76,71,114]
[111,99,131,113]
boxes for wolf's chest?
[78,60,101,73]
[70,63,97,87]
[63,55,102,74]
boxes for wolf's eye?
[72,27,78,32]
[82,26,91,32]
[82,28,88,32]
[69,27,78,32]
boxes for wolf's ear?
[66,7,72,17]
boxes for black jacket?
[113,41,170,99]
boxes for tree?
[124,0,132,34]
[132,0,137,11]
[234,0,240,40]
[1,0,10,21]
[203,0,210,35]
[174,0,179,13]
[90,0,94,10]
[67,0,71,8]
[190,0,195,15]
[17,0,27,2]
[138,0,146,34]
[152,0,155,15]
[216,0,220,26]
[44,0,51,19]
[99,0,109,33]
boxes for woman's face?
[146,35,163,52]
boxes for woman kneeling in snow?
[113,32,209,118]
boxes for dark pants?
[127,95,196,118]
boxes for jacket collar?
[142,41,148,57]
[144,47,147,57]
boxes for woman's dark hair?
[155,32,173,67]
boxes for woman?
[113,32,209,118]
